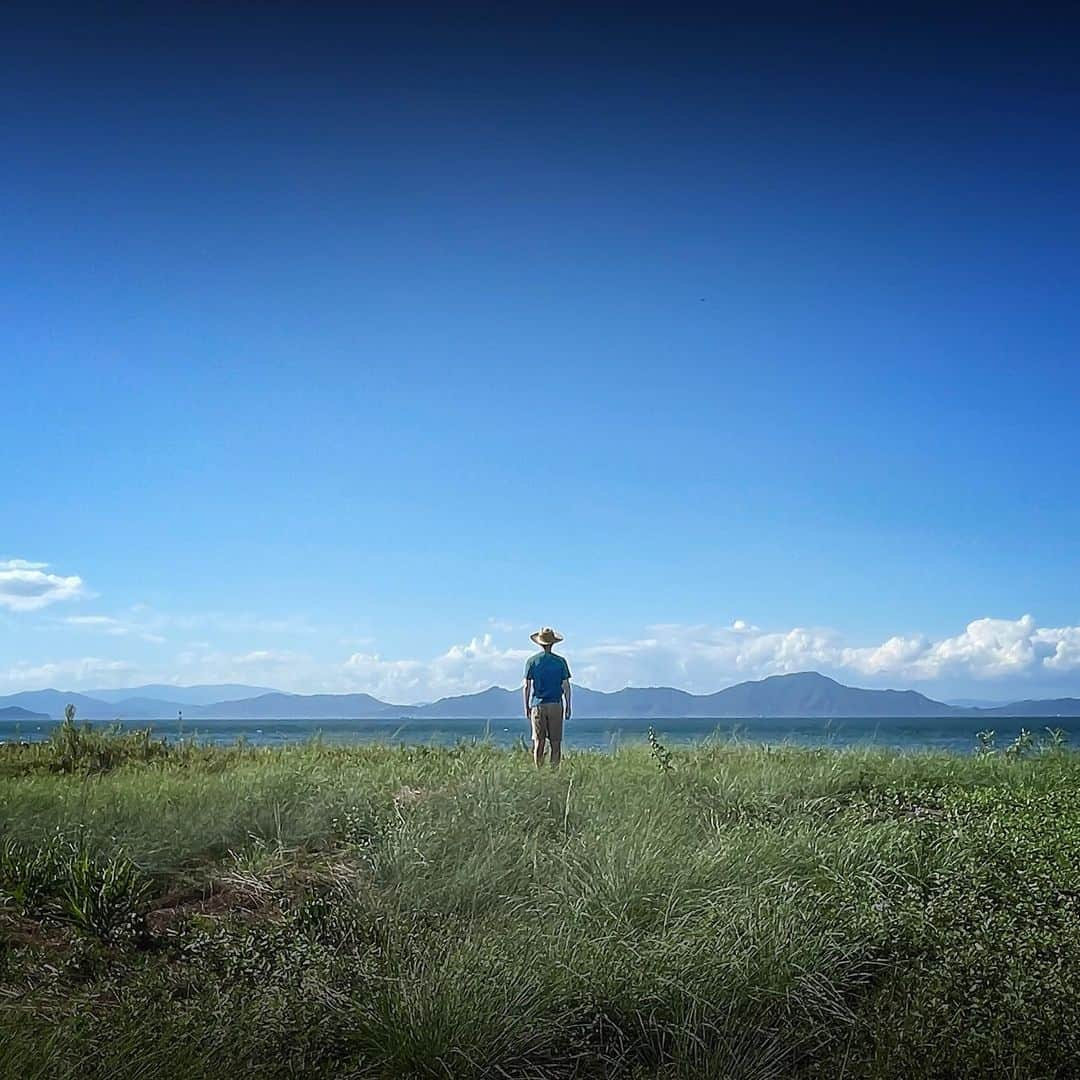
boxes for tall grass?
[1,728,1079,1076]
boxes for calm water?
[2,714,1076,754]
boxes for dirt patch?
[145,881,283,934]
[0,912,72,950]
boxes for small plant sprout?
[1044,727,1069,750]
[647,726,674,772]
[1004,728,1035,760]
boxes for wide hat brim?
[531,629,564,645]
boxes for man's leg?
[531,706,547,767]
[548,704,564,768]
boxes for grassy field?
[1,719,1079,1079]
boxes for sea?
[2,714,1077,755]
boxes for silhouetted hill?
[189,692,415,719]
[694,672,955,718]
[412,687,519,717]
[0,690,126,720]
[977,698,1080,717]
[0,705,48,721]
[578,686,703,717]
[107,697,190,718]
[87,684,275,706]
[410,674,957,718]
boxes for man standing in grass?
[523,627,572,768]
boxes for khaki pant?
[530,702,564,742]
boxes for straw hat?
[530,626,563,646]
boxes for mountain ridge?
[86,684,275,706]
[3,673,1080,720]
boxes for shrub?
[46,706,171,775]
[58,844,152,942]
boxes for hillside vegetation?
[0,719,1078,1078]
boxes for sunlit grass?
[1,730,1079,1077]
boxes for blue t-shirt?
[524,651,571,706]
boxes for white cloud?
[64,614,166,644]
[838,616,1080,681]
[1,657,136,690]
[571,615,1080,692]
[1041,626,1080,671]
[340,653,427,700]
[173,646,306,678]
[55,604,314,647]
[568,623,844,692]
[123,607,315,636]
[325,617,1080,700]
[6,613,1080,701]
[343,634,532,702]
[231,650,298,668]
[0,560,84,612]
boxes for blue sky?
[3,7,1079,702]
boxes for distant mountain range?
[86,684,276,706]
[2,672,1080,721]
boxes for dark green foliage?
[57,843,151,942]
[0,828,150,942]
[835,784,1080,1077]
[0,831,67,916]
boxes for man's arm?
[562,679,572,721]
[523,677,532,719]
